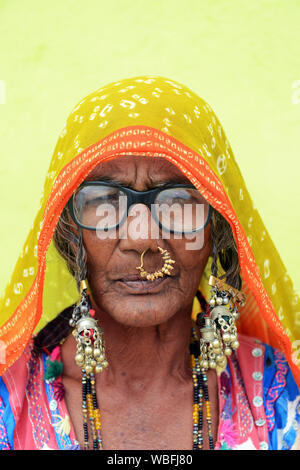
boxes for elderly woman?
[0,76,299,451]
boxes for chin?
[103,297,178,328]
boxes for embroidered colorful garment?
[0,334,299,450]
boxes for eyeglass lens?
[73,185,210,233]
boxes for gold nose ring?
[136,246,176,281]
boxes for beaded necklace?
[190,327,214,450]
[45,327,214,450]
[79,327,214,450]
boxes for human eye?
[89,193,120,207]
[158,188,195,205]
[79,186,121,207]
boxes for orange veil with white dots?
[1,76,299,385]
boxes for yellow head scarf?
[1,76,299,385]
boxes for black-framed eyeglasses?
[68,181,212,234]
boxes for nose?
[118,203,160,255]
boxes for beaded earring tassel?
[72,280,107,450]
[190,328,214,450]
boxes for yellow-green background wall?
[1,0,300,297]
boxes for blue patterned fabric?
[263,345,300,450]
[0,378,14,450]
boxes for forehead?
[86,155,189,182]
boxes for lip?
[119,274,147,282]
[115,274,170,294]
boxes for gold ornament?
[71,282,108,374]
[136,246,175,280]
[196,276,246,375]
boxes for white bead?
[253,396,263,407]
[252,348,263,357]
[259,441,268,450]
[255,418,266,427]
[252,371,263,381]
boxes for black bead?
[93,439,99,450]
[196,312,206,326]
[189,342,196,355]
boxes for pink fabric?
[1,334,269,450]
[215,335,269,449]
[50,346,60,362]
[2,343,78,450]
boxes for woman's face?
[81,155,211,327]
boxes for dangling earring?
[70,279,108,449]
[197,275,246,375]
[193,212,246,375]
[70,280,108,374]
